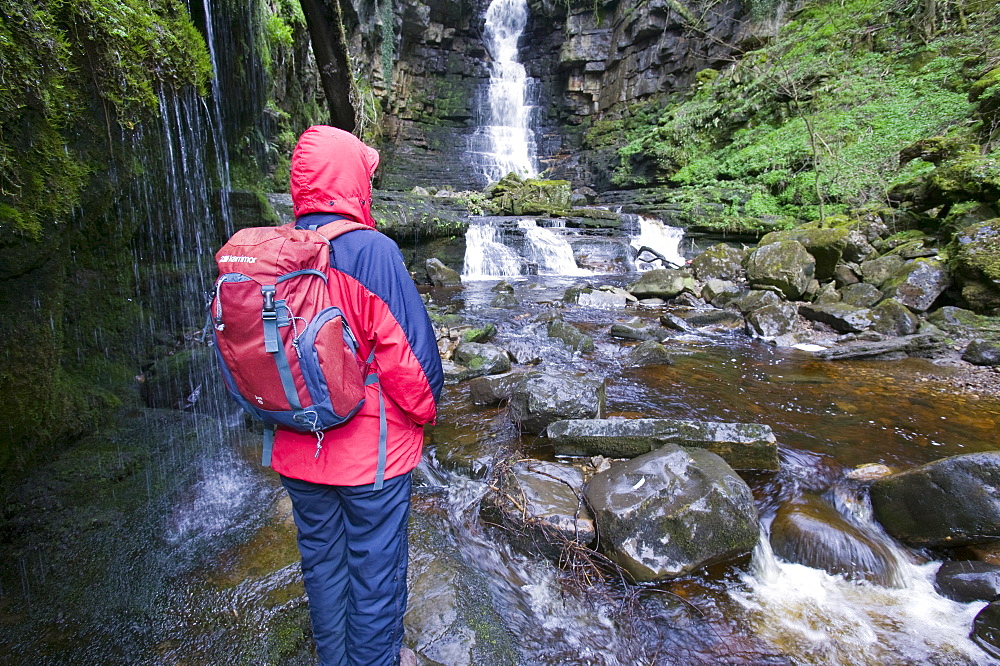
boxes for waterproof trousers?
[281,472,411,666]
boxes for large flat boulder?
[546,418,779,471]
[509,371,606,434]
[627,268,695,300]
[583,444,760,581]
[880,258,952,312]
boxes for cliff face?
[355,0,753,191]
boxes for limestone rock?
[509,371,606,434]
[628,268,695,300]
[859,254,905,287]
[583,444,760,581]
[702,279,743,308]
[758,227,849,281]
[880,258,952,312]
[746,301,800,339]
[745,240,816,299]
[689,243,746,282]
[870,452,1000,548]
[730,288,782,314]
[839,282,883,308]
[546,418,779,471]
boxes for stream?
[3,226,999,664]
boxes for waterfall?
[463,220,523,279]
[197,0,233,238]
[473,0,538,184]
[519,219,590,275]
[462,217,589,280]
[628,215,686,271]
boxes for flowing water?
[470,0,538,183]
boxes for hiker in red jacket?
[275,125,443,665]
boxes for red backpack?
[209,221,376,467]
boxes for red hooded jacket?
[271,126,443,486]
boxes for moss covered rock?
[949,219,1000,314]
[745,240,816,300]
[758,227,849,282]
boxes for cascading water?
[519,219,590,275]
[629,215,687,270]
[473,0,538,183]
[462,217,590,279]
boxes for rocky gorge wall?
[346,0,756,191]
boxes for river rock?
[625,340,675,367]
[745,240,816,299]
[609,317,670,341]
[745,301,800,339]
[963,339,1000,366]
[798,303,874,333]
[758,227,849,281]
[583,444,760,581]
[689,243,746,281]
[481,459,595,560]
[469,371,525,406]
[870,298,920,337]
[627,268,695,300]
[811,332,945,360]
[547,318,595,352]
[839,282,883,308]
[879,258,952,312]
[702,279,742,308]
[426,257,463,287]
[927,306,1000,337]
[935,560,1000,602]
[972,601,1000,660]
[490,292,519,308]
[576,287,630,308]
[769,494,901,587]
[859,254,906,287]
[452,342,512,376]
[661,308,745,334]
[870,452,1000,548]
[730,288,782,314]
[508,371,606,434]
[546,418,779,471]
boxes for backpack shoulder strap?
[313,219,372,241]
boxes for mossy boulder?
[627,268,695,299]
[970,68,1000,130]
[688,243,746,281]
[452,342,512,377]
[758,227,849,282]
[870,298,920,337]
[486,175,573,216]
[949,219,1000,314]
[547,318,595,353]
[880,258,952,312]
[745,240,815,300]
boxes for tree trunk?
[298,0,356,133]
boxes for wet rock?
[745,240,816,300]
[452,342,512,376]
[481,459,595,560]
[839,282,883,308]
[583,444,760,581]
[468,371,526,406]
[870,452,1000,548]
[870,298,920,337]
[509,371,606,434]
[880,258,952,312]
[576,287,630,308]
[935,560,1000,603]
[504,339,543,365]
[662,308,745,334]
[963,339,1000,366]
[547,318,595,352]
[426,258,463,287]
[492,281,515,293]
[798,303,874,333]
[745,301,800,339]
[846,463,894,482]
[546,418,779,471]
[609,317,670,341]
[701,279,741,308]
[769,494,901,587]
[441,359,482,383]
[972,601,1000,660]
[730,288,782,314]
[461,324,497,343]
[859,254,906,287]
[406,501,519,666]
[758,227,849,281]
[927,306,1000,337]
[689,243,746,282]
[625,340,675,367]
[833,263,861,288]
[490,292,520,308]
[627,268,696,300]
[811,332,945,360]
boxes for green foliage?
[604,0,1000,226]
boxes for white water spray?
[476,0,538,183]
[519,219,589,275]
[630,215,686,271]
[463,220,523,279]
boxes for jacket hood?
[290,125,380,228]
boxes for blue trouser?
[281,472,411,666]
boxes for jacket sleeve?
[332,231,443,424]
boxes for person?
[271,125,443,666]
